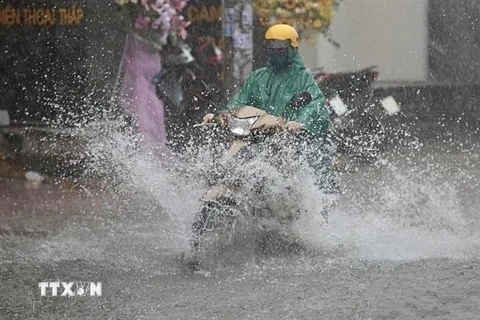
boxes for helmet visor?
[265,39,291,50]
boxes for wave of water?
[4,121,477,273]
[297,150,480,261]
[83,124,480,267]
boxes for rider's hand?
[202,113,215,123]
[285,121,304,132]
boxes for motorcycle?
[189,92,319,271]
[313,66,400,164]
[153,41,224,151]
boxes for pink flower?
[172,16,190,39]
[134,15,151,30]
[150,0,169,16]
[178,28,188,40]
[140,0,150,10]
[173,0,188,11]
[160,31,169,44]
[152,16,171,31]
[121,0,191,42]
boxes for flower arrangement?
[254,0,341,41]
[115,0,191,49]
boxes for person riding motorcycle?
[204,24,328,135]
[203,24,331,185]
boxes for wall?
[0,0,89,122]
[428,0,480,84]
[299,0,429,83]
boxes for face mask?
[267,52,290,69]
[267,47,293,69]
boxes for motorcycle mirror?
[288,91,312,108]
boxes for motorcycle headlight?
[228,116,259,137]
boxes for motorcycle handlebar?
[192,122,217,128]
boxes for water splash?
[296,146,480,261]
[4,122,478,272]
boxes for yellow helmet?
[265,24,299,48]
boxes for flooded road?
[1,126,479,320]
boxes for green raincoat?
[225,51,330,141]
[224,51,332,187]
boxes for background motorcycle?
[153,41,224,151]
[313,66,400,164]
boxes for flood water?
[1,123,479,320]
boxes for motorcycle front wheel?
[190,201,238,271]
